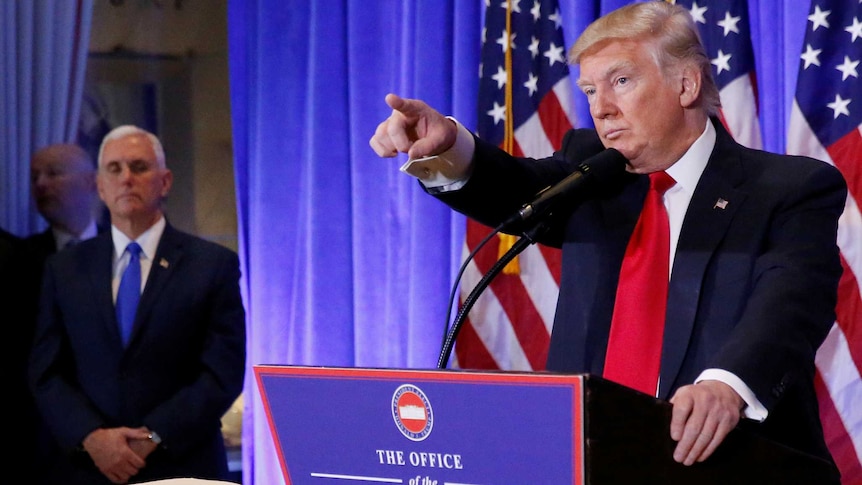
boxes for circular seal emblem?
[391,384,433,441]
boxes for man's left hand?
[668,380,744,465]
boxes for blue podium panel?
[255,366,586,485]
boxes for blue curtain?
[229,0,806,483]
[0,0,93,235]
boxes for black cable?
[440,222,504,349]
[437,218,551,369]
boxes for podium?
[255,365,839,485]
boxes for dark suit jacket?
[0,229,27,423]
[21,226,109,321]
[22,219,111,265]
[29,223,246,484]
[18,225,110,477]
[20,229,60,332]
[0,228,50,474]
[436,119,846,474]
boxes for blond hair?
[569,1,721,116]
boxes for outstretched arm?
[369,93,458,160]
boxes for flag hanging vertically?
[674,0,762,149]
[787,1,862,483]
[452,0,575,370]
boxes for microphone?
[501,148,627,230]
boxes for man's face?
[30,149,95,226]
[97,134,172,222]
[577,39,688,173]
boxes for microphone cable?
[439,220,506,365]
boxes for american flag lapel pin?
[714,198,729,210]
[159,258,169,268]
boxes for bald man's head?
[30,143,98,235]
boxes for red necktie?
[603,171,676,395]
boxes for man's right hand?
[369,93,457,160]
[82,427,149,484]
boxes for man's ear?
[96,174,107,203]
[680,66,702,109]
[160,169,174,198]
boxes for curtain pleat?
[0,0,93,235]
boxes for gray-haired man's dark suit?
[29,223,246,484]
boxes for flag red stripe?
[510,138,524,158]
[827,128,861,379]
[836,255,862,377]
[748,71,759,113]
[467,220,550,369]
[453,314,500,369]
[487,273,550,368]
[827,129,862,205]
[536,90,571,153]
[817,113,861,485]
[816,371,862,483]
[716,108,731,136]
[534,89,570,289]
[538,244,562,285]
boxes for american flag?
[787,0,862,482]
[452,0,575,371]
[674,0,762,149]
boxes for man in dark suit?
[29,125,246,484]
[22,143,104,351]
[19,143,107,476]
[0,228,25,407]
[0,227,23,367]
[25,143,104,255]
[0,228,25,411]
[0,227,19,274]
[369,2,845,482]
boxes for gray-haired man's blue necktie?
[116,242,142,346]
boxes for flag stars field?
[717,11,741,36]
[846,16,862,41]
[827,94,852,119]
[712,49,733,74]
[802,44,823,68]
[689,2,708,23]
[836,56,859,81]
[809,5,831,30]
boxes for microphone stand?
[437,217,553,369]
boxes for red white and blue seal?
[391,384,433,441]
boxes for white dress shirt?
[111,216,166,301]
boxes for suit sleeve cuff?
[696,368,768,422]
[408,117,475,193]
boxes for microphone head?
[577,148,628,184]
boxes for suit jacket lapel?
[128,224,184,346]
[659,128,748,398]
[88,234,122,345]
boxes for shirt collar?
[664,119,716,194]
[111,216,166,261]
[53,220,98,251]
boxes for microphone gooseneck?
[500,148,627,231]
[437,148,628,369]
